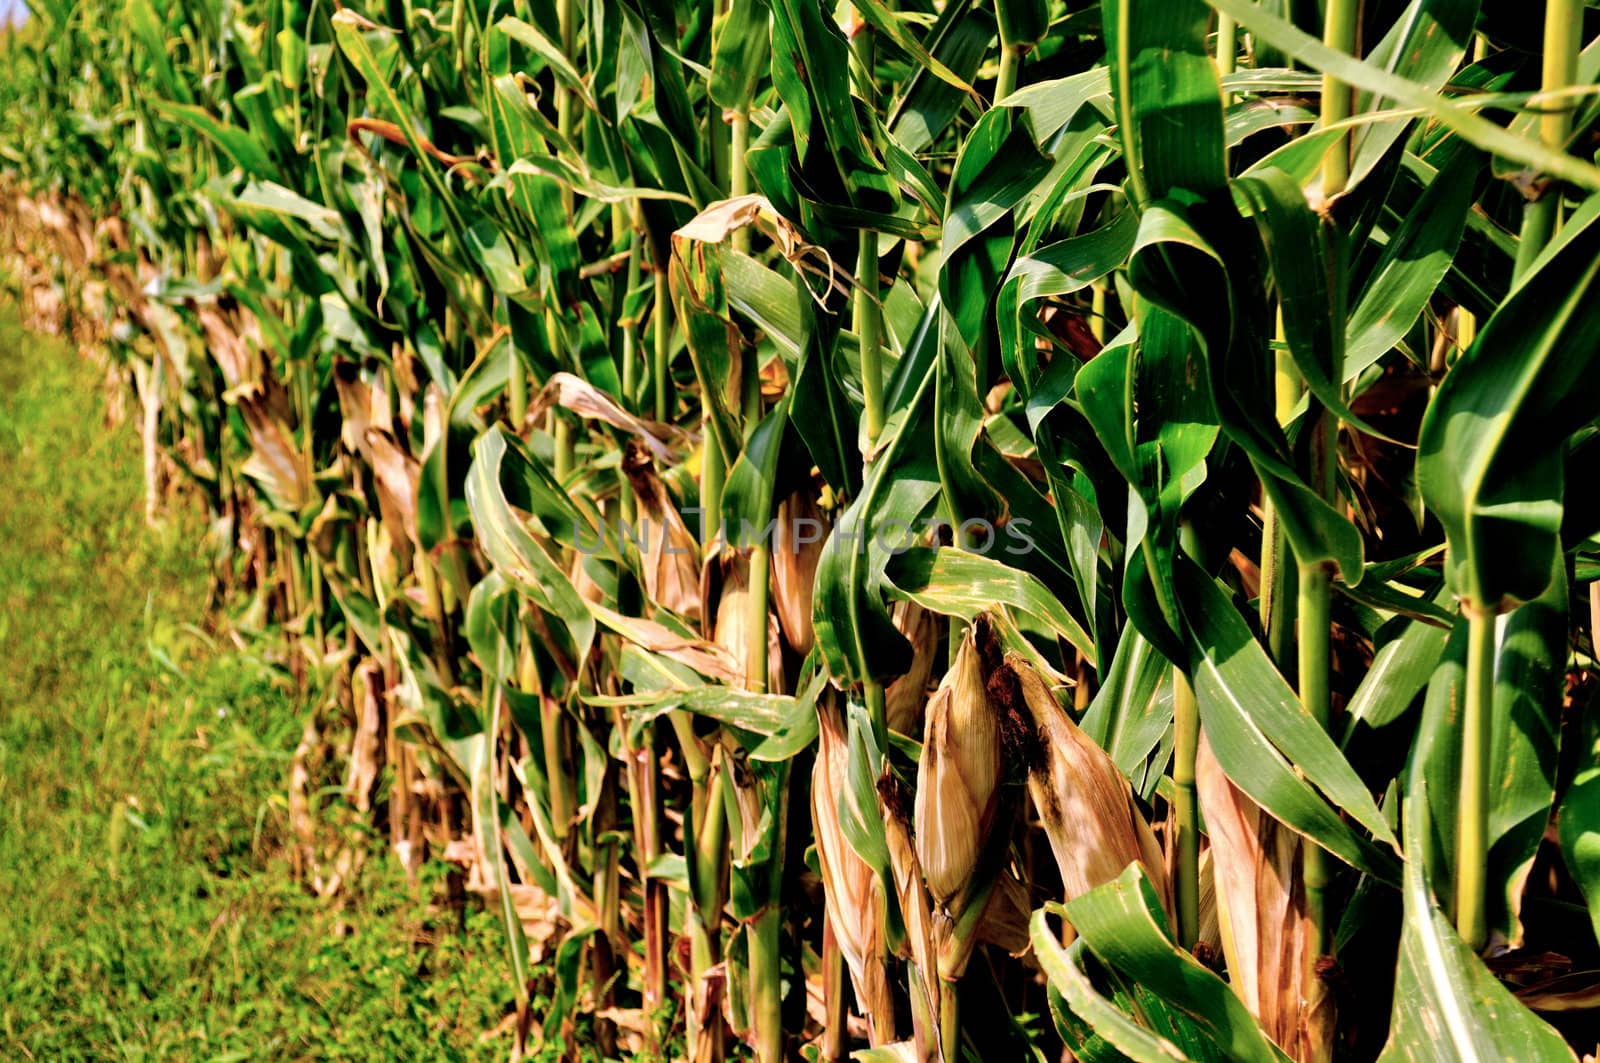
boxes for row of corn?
[6,0,1600,1059]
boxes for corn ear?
[1198,733,1332,1063]
[770,487,823,655]
[913,628,1000,905]
[1010,651,1168,911]
[812,696,896,1044]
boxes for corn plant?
[7,0,1600,1059]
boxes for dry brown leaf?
[885,601,939,737]
[530,371,687,460]
[622,440,702,619]
[590,603,743,685]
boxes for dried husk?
[1010,652,1169,913]
[914,629,1001,905]
[704,550,784,693]
[769,488,824,656]
[885,601,939,737]
[812,696,896,1044]
[623,439,703,620]
[1197,733,1332,1063]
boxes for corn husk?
[1009,652,1169,912]
[704,551,784,693]
[885,601,939,737]
[812,696,896,1044]
[1197,733,1332,1063]
[770,488,824,655]
[880,776,942,1062]
[914,628,1001,905]
[623,439,703,620]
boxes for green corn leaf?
[1345,146,1481,383]
[1418,194,1600,612]
[1063,865,1292,1063]
[1379,785,1575,1061]
[1206,0,1600,192]
[1177,560,1401,880]
[1081,626,1174,797]
[150,99,281,181]
[1558,768,1600,946]
[465,427,596,661]
[885,546,1095,666]
[1102,0,1225,204]
[1031,908,1191,1062]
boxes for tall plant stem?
[748,544,771,695]
[851,14,885,446]
[730,109,753,249]
[1261,311,1298,669]
[417,550,457,686]
[508,330,527,430]
[1172,668,1201,949]
[592,762,621,1058]
[746,766,791,1063]
[555,0,576,172]
[553,416,573,483]
[703,428,725,548]
[653,267,672,424]
[640,735,669,1014]
[543,0,577,470]
[731,107,761,427]
[1216,15,1237,83]
[678,728,725,1060]
[821,915,848,1061]
[1138,529,1200,950]
[617,201,641,409]
[1299,231,1344,1002]
[995,43,1023,101]
[1455,608,1496,949]
[1298,563,1333,949]
[748,903,783,1062]
[855,228,884,445]
[1320,0,1359,197]
[520,645,572,844]
[1515,0,1583,280]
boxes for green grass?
[0,311,517,1061]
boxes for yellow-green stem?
[308,550,326,649]
[702,431,725,548]
[508,340,527,430]
[938,979,960,1059]
[1172,668,1201,950]
[1298,563,1333,956]
[865,678,888,752]
[553,416,573,483]
[1454,608,1496,949]
[1515,0,1583,281]
[732,106,762,430]
[748,543,771,695]
[1217,15,1237,82]
[821,916,848,1061]
[1261,311,1299,667]
[855,228,884,444]
[749,905,783,1062]
[418,551,457,686]
[654,268,671,424]
[622,203,644,406]
[1320,0,1359,197]
[995,43,1023,102]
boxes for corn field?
[7,0,1600,1057]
